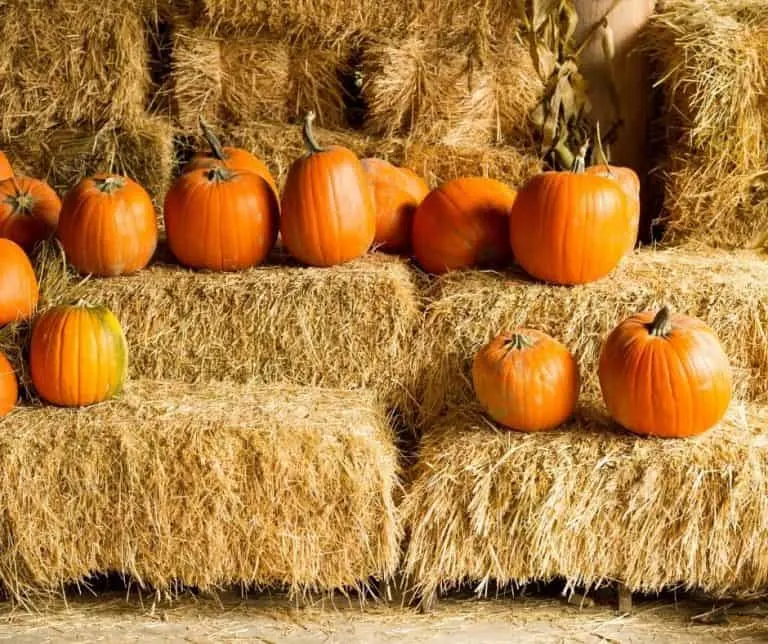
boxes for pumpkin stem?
[4,178,34,214]
[94,176,126,195]
[571,140,590,174]
[503,333,535,351]
[594,122,615,177]
[205,166,233,182]
[648,306,672,337]
[302,111,325,154]
[199,117,227,162]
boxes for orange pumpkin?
[361,158,429,253]
[280,112,376,267]
[0,352,18,416]
[185,119,279,203]
[164,165,278,271]
[412,177,516,274]
[509,146,632,285]
[30,302,127,407]
[0,238,39,326]
[473,329,580,432]
[0,176,61,252]
[0,151,13,182]
[57,175,157,277]
[599,306,732,438]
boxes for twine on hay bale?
[0,0,154,137]
[644,0,768,247]
[414,247,768,426]
[0,381,401,603]
[403,401,768,604]
[171,25,349,130]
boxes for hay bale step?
[403,401,768,603]
[73,252,422,417]
[415,246,768,424]
[0,381,401,601]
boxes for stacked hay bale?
[0,0,174,203]
[646,0,768,246]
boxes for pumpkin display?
[164,165,278,271]
[473,329,580,432]
[280,112,375,267]
[509,145,632,285]
[0,238,39,326]
[185,119,279,203]
[412,177,517,274]
[0,352,18,416]
[0,151,13,182]
[0,176,61,252]
[361,158,429,253]
[599,306,732,438]
[57,175,157,277]
[30,302,127,407]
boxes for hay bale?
[0,0,153,137]
[171,25,348,130]
[645,0,768,247]
[403,401,768,603]
[0,381,401,601]
[360,31,542,146]
[72,253,422,416]
[415,247,768,425]
[2,117,174,207]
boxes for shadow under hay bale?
[0,381,401,603]
[403,401,768,605]
[71,252,422,418]
[414,247,768,426]
[644,0,768,248]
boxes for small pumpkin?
[412,177,517,274]
[30,301,127,407]
[0,238,39,326]
[57,175,157,276]
[509,144,632,285]
[361,158,429,253]
[599,306,732,438]
[281,112,376,267]
[0,352,18,416]
[473,329,580,432]
[0,176,61,252]
[0,151,13,182]
[185,119,279,203]
[164,165,278,271]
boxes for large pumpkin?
[57,175,157,276]
[0,238,39,326]
[30,302,127,407]
[472,329,580,432]
[509,147,632,285]
[599,306,732,438]
[280,112,375,267]
[185,119,279,203]
[164,165,278,271]
[412,177,517,274]
[361,158,429,254]
[0,352,18,416]
[0,151,13,182]
[0,176,61,252]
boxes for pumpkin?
[0,151,13,182]
[0,238,39,326]
[412,177,517,274]
[472,329,579,432]
[164,165,278,271]
[57,175,157,277]
[509,145,632,285]
[0,352,18,416]
[0,176,62,252]
[185,119,279,203]
[280,112,376,267]
[599,306,732,438]
[30,301,127,407]
[361,158,429,253]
